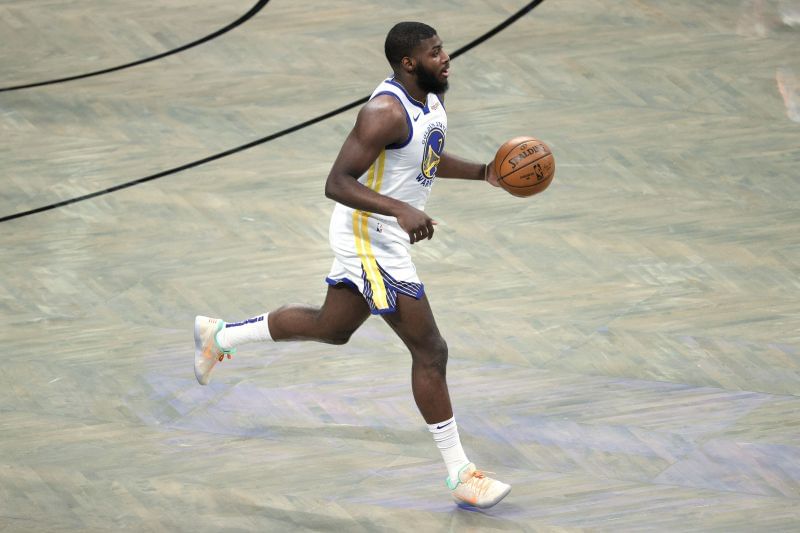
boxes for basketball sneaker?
[447,463,511,508]
[194,316,235,385]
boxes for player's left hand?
[485,162,500,187]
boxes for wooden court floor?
[1,0,799,530]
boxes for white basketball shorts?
[326,206,424,314]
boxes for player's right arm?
[325,96,436,244]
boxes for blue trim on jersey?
[359,262,425,315]
[377,263,425,300]
[327,265,425,315]
[373,91,413,149]
[386,78,427,110]
[325,277,358,291]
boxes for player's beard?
[416,62,449,94]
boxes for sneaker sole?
[454,485,511,509]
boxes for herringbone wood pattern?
[1,0,799,531]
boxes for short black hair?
[384,22,438,67]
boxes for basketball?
[493,136,555,197]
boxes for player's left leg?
[382,293,511,508]
[194,284,370,385]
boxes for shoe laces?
[464,469,495,496]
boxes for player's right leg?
[194,284,370,385]
[382,293,511,508]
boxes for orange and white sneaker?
[447,463,511,508]
[193,316,235,385]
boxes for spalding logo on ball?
[493,136,555,197]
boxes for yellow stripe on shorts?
[353,149,389,310]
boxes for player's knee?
[434,336,449,370]
[327,327,357,345]
[417,335,448,374]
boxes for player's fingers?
[426,221,435,240]
[420,226,430,241]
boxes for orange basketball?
[493,136,555,197]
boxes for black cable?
[0,0,271,92]
[0,0,546,223]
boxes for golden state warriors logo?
[417,122,446,188]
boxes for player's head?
[385,22,450,94]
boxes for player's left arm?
[437,151,500,187]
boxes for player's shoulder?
[359,93,407,125]
[351,93,408,147]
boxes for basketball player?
[194,22,511,508]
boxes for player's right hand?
[395,204,436,244]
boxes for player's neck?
[392,74,427,105]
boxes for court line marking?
[0,0,546,223]
[0,0,271,92]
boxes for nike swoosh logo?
[412,113,421,121]
[436,420,453,429]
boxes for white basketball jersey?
[330,77,448,248]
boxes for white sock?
[215,313,273,350]
[428,416,470,483]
